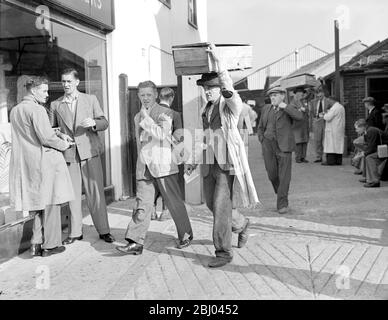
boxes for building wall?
[343,73,367,147]
[107,0,207,201]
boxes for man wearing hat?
[310,88,330,162]
[258,85,303,214]
[291,86,310,163]
[364,97,384,130]
[185,44,259,268]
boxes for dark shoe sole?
[208,258,232,268]
[42,246,66,257]
[116,247,143,255]
[62,236,83,245]
[364,183,380,188]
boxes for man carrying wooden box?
[185,44,259,268]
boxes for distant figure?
[10,76,74,257]
[363,97,384,130]
[291,86,310,163]
[322,97,345,166]
[355,119,388,188]
[311,88,330,163]
[258,85,303,215]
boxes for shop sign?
[44,0,114,30]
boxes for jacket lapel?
[56,100,75,132]
[74,93,87,130]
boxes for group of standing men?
[10,45,258,269]
[10,68,114,257]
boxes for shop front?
[0,0,115,260]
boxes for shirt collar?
[63,90,79,103]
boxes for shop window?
[188,0,198,29]
[159,0,171,9]
[0,1,110,223]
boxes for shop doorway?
[367,76,388,108]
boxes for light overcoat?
[323,102,346,154]
[9,96,74,211]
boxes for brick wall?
[342,74,366,151]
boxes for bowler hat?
[362,97,375,104]
[266,85,286,96]
[196,72,220,87]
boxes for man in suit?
[258,85,303,214]
[355,119,388,188]
[291,87,310,163]
[311,89,330,162]
[116,81,193,255]
[363,97,384,130]
[10,76,74,257]
[185,45,259,268]
[50,68,115,245]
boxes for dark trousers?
[125,173,192,245]
[295,143,308,161]
[326,153,343,165]
[203,163,246,259]
[262,138,292,210]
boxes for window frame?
[188,0,198,29]
[159,0,171,9]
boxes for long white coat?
[323,102,345,154]
[9,96,75,211]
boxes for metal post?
[334,20,341,101]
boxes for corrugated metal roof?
[271,40,368,88]
[235,44,328,90]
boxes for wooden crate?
[172,42,253,76]
[280,73,321,90]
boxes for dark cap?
[196,72,220,87]
[266,85,287,96]
[362,97,375,104]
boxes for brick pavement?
[0,137,387,300]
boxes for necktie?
[318,99,323,115]
[205,102,213,122]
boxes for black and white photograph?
[0,0,387,307]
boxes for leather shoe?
[296,160,302,163]
[302,159,309,163]
[177,234,193,249]
[116,242,143,255]
[99,233,115,243]
[208,257,232,268]
[238,218,250,248]
[42,246,66,257]
[321,162,330,166]
[158,210,170,221]
[278,207,289,214]
[364,182,380,188]
[30,244,42,257]
[354,170,363,175]
[62,235,83,245]
[359,178,367,183]
[314,158,322,163]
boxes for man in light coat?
[116,81,193,255]
[185,44,259,268]
[9,76,74,257]
[322,97,345,165]
[50,68,114,245]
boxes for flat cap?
[266,85,287,95]
[196,72,221,87]
[362,97,375,104]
